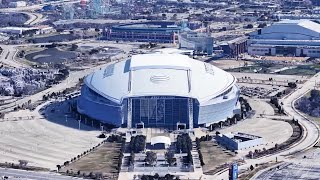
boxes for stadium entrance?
[128,96,192,130]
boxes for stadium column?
[127,98,132,129]
[188,98,193,129]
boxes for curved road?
[0,168,83,180]
[0,0,80,26]
[209,73,320,180]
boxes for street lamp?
[78,119,81,130]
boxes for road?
[0,0,80,12]
[0,45,24,68]
[0,40,133,113]
[24,12,44,25]
[0,0,80,26]
[0,168,83,180]
[209,72,320,180]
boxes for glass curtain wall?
[131,96,189,129]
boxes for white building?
[248,19,320,57]
[9,1,27,8]
[178,32,214,55]
[0,27,36,35]
[77,53,240,129]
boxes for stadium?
[77,53,240,129]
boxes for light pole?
[78,119,81,130]
[101,124,104,132]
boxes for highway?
[0,168,83,180]
[209,72,320,180]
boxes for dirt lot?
[62,142,121,178]
[211,60,253,70]
[200,141,238,175]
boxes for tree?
[165,151,176,166]
[162,13,167,20]
[98,133,106,138]
[172,14,177,20]
[176,133,192,153]
[145,151,157,166]
[70,44,78,51]
[129,135,146,153]
[57,165,61,171]
[246,24,254,29]
[258,23,267,28]
[63,161,69,166]
[18,160,28,167]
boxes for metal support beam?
[188,98,193,129]
[127,98,132,129]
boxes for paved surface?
[0,40,133,113]
[208,72,320,180]
[0,100,101,169]
[0,168,83,180]
[256,152,320,179]
[219,99,293,157]
[0,45,23,68]
[0,0,80,12]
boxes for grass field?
[200,141,237,175]
[62,142,121,178]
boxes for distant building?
[178,32,214,56]
[216,132,263,151]
[104,21,183,43]
[35,25,55,34]
[0,26,54,36]
[220,37,247,58]
[9,1,27,8]
[248,19,320,57]
[0,27,36,35]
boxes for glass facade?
[131,96,189,129]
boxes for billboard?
[229,162,238,180]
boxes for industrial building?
[104,21,183,43]
[77,53,240,129]
[178,32,214,55]
[248,19,320,57]
[220,37,248,58]
[216,132,263,151]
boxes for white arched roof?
[85,53,236,104]
[151,136,171,145]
